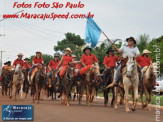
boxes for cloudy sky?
[0,0,163,64]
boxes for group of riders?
[1,36,153,91]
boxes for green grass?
[97,92,163,106]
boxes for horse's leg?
[119,87,124,105]
[143,87,148,108]
[66,90,70,107]
[90,87,95,103]
[86,85,90,106]
[9,84,12,99]
[20,84,23,100]
[111,87,115,107]
[147,90,152,111]
[114,87,118,109]
[40,88,44,100]
[73,86,77,101]
[140,87,144,109]
[132,85,138,111]
[124,85,130,112]
[36,84,39,104]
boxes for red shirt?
[103,55,119,68]
[24,62,31,69]
[48,60,59,69]
[62,55,73,66]
[74,63,82,69]
[33,57,43,64]
[13,59,24,67]
[81,54,98,65]
[136,55,152,67]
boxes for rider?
[72,55,81,70]
[136,49,152,69]
[2,61,13,71]
[48,53,60,87]
[103,48,119,87]
[13,53,24,68]
[23,58,32,72]
[79,46,98,76]
[29,51,44,84]
[56,48,73,79]
[112,37,140,86]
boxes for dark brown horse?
[1,69,13,96]
[60,63,75,106]
[102,67,115,107]
[32,64,46,103]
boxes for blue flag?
[85,17,102,48]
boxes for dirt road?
[0,94,162,122]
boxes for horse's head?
[67,63,75,80]
[15,64,21,74]
[126,56,136,78]
[85,69,92,82]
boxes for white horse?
[10,64,25,100]
[123,56,139,112]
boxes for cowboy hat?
[36,51,42,54]
[142,49,151,55]
[24,57,30,60]
[54,53,59,57]
[5,61,11,65]
[126,37,136,44]
[17,53,23,56]
[106,48,114,54]
[83,46,92,52]
[65,48,72,53]
[72,54,77,58]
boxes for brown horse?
[32,64,46,103]
[84,62,102,106]
[140,63,157,110]
[60,63,75,106]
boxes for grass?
[97,92,163,106]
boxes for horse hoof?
[132,108,136,111]
[115,106,118,109]
[104,104,107,107]
[9,96,12,99]
[126,109,130,112]
[148,107,151,111]
[142,104,147,108]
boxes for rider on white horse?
[112,37,140,86]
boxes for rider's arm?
[93,54,99,63]
[81,54,86,67]
[48,61,52,70]
[113,45,121,54]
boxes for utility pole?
[0,51,5,74]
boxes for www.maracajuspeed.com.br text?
[2,12,94,20]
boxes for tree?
[147,36,163,75]
[29,54,53,65]
[54,32,85,60]
[137,34,150,53]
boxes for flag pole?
[102,31,113,45]
[102,31,120,54]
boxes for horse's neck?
[145,65,153,80]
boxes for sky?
[0,0,163,64]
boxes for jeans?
[49,71,52,78]
[29,66,36,78]
[114,65,121,82]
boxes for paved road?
[0,94,162,122]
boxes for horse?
[84,62,102,106]
[1,69,13,96]
[23,68,30,98]
[102,67,115,107]
[60,63,75,106]
[10,64,25,100]
[123,56,139,112]
[140,63,157,110]
[31,64,46,103]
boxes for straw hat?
[65,48,72,53]
[142,49,151,55]
[17,53,23,56]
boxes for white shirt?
[119,46,140,58]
